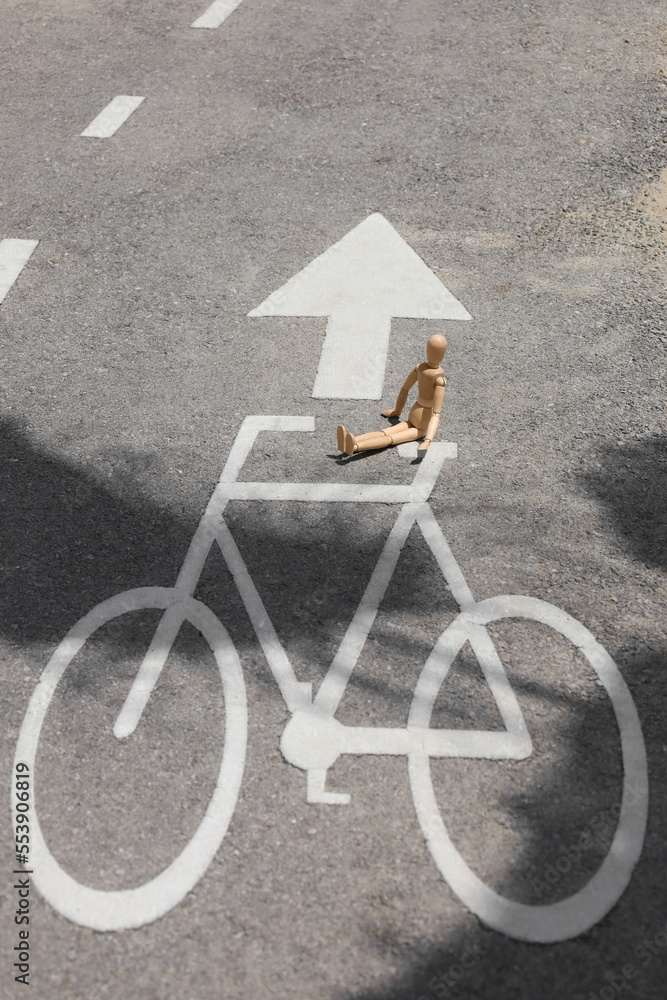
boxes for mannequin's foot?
[344,432,357,457]
[337,425,346,452]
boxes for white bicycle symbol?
[14,416,648,942]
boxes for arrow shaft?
[312,310,391,400]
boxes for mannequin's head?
[426,334,447,366]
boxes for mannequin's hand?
[382,408,399,418]
[417,438,431,458]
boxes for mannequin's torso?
[409,364,445,430]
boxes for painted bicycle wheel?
[408,595,648,943]
[14,587,247,931]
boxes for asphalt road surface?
[1,1,666,998]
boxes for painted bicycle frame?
[15,416,648,940]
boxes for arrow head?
[248,213,472,320]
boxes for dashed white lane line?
[191,0,245,29]
[80,96,145,138]
[0,239,38,304]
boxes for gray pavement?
[1,1,666,997]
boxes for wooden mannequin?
[337,334,447,458]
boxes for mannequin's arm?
[417,379,446,456]
[381,367,418,418]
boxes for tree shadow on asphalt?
[0,415,195,645]
[0,413,431,658]
[340,645,666,1000]
[3,418,665,998]
[579,434,667,572]
[340,436,666,1000]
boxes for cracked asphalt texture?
[1,1,666,997]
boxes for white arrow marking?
[0,239,38,304]
[80,96,145,138]
[248,213,472,399]
[191,0,245,28]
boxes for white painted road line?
[80,96,145,138]
[191,0,245,29]
[249,214,472,400]
[16,588,248,932]
[0,238,38,304]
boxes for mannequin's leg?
[386,426,421,445]
[354,421,410,443]
[344,423,421,456]
[336,425,346,452]
[344,431,389,455]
